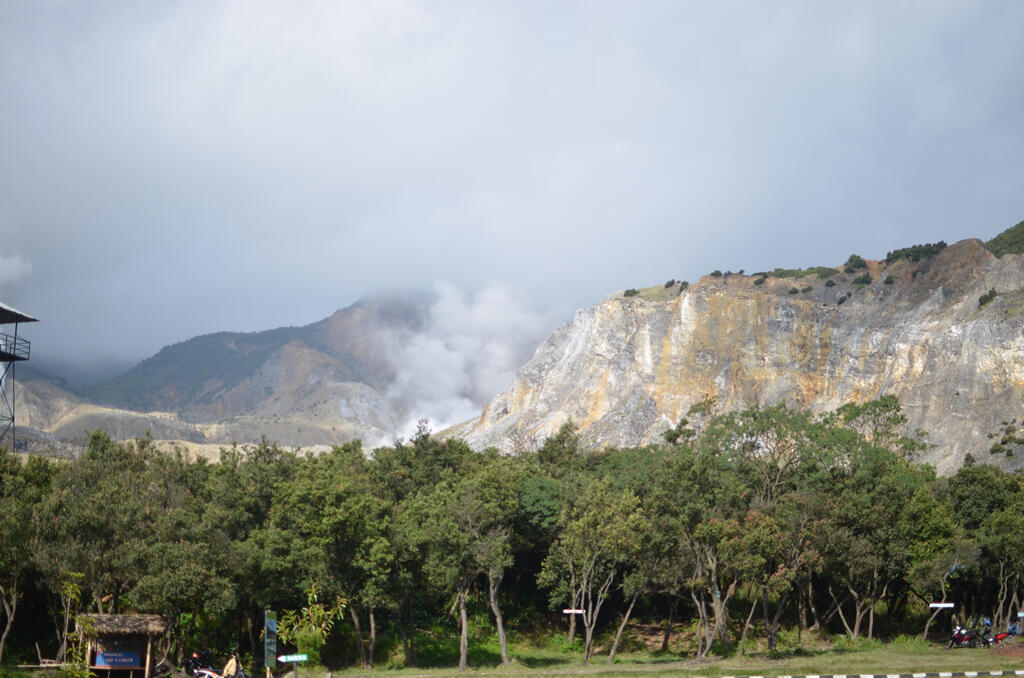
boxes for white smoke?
[385,280,554,439]
[0,253,32,287]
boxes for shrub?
[884,274,894,284]
[844,254,867,273]
[825,279,836,287]
[788,287,799,295]
[771,266,837,280]
[679,281,689,290]
[624,288,639,297]
[837,296,847,305]
[885,241,948,264]
[664,279,675,288]
[852,273,872,285]
[979,288,997,307]
[801,285,812,293]
[754,277,766,286]
[710,270,723,277]
[816,267,839,279]
[991,443,1006,454]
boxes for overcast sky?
[2,1,1023,386]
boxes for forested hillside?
[2,399,1022,671]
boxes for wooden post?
[144,636,152,678]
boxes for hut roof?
[78,614,167,636]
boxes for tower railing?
[0,331,29,361]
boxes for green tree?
[277,583,345,665]
[0,450,53,660]
[266,443,387,668]
[539,478,647,664]
[978,503,1024,629]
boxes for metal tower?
[0,301,37,452]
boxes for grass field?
[315,635,1024,678]
[5,635,1019,678]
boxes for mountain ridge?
[450,236,1024,474]
[12,221,1024,473]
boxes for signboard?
[562,608,584,614]
[96,652,141,668]
[278,654,308,663]
[264,610,277,668]
[929,602,955,609]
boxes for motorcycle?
[184,651,247,678]
[949,625,983,648]
[983,624,1012,647]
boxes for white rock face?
[452,240,1024,475]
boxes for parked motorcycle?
[949,625,983,648]
[983,624,1012,647]
[184,651,247,678]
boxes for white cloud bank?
[384,281,554,438]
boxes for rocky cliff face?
[452,239,1024,475]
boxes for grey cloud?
[0,1,1022,389]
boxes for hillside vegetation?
[986,218,1024,257]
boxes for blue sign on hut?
[77,615,167,678]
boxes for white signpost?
[929,602,955,609]
[278,653,308,678]
[562,609,584,615]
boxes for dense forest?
[1,397,1023,671]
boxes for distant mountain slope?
[3,293,435,449]
[87,293,430,420]
[87,325,310,413]
[451,233,1024,475]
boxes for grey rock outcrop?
[452,240,1024,474]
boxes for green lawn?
[316,636,1024,678]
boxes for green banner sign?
[263,610,277,668]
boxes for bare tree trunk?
[923,607,943,641]
[608,586,642,664]
[56,592,76,663]
[690,590,710,659]
[764,592,790,651]
[349,607,368,669]
[566,580,581,645]
[0,584,17,662]
[739,595,759,656]
[797,580,805,647]
[399,596,416,666]
[995,562,1009,629]
[487,569,510,666]
[458,588,469,672]
[866,581,888,641]
[368,608,377,668]
[828,585,854,638]
[660,598,677,652]
[707,567,735,643]
[582,570,614,664]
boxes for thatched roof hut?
[78,615,167,637]
[76,614,166,678]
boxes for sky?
[2,1,1024,391]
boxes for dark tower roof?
[0,301,37,325]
